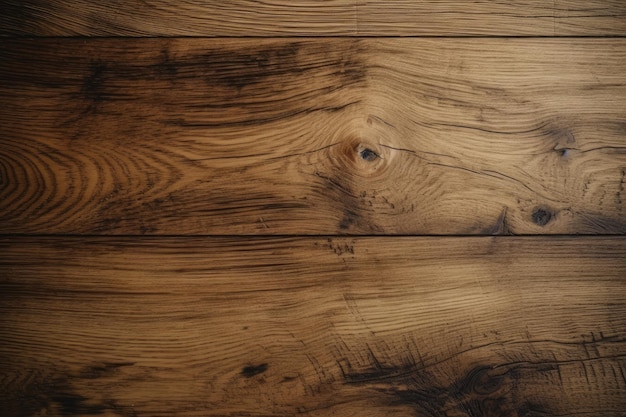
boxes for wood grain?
[1,0,626,36]
[358,0,626,36]
[1,236,625,416]
[0,0,356,37]
[2,38,625,235]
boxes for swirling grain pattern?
[1,38,625,234]
[1,236,625,416]
[1,0,625,36]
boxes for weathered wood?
[358,0,626,36]
[1,236,625,416]
[0,0,356,36]
[1,38,626,235]
[1,0,626,36]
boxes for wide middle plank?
[1,38,625,234]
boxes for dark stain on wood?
[5,363,136,417]
[51,392,108,415]
[155,47,178,78]
[156,40,367,94]
[339,208,359,231]
[335,334,598,416]
[346,360,560,416]
[211,43,301,91]
[241,363,268,378]
[83,62,107,102]
[313,165,362,233]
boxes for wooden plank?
[1,236,625,416]
[0,0,356,36]
[1,39,625,235]
[358,0,626,36]
[1,0,626,36]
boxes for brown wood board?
[1,0,626,36]
[1,236,626,416]
[357,0,626,36]
[1,38,626,235]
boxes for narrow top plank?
[358,0,626,36]
[1,0,626,36]
[1,38,625,235]
[1,0,357,36]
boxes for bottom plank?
[1,237,625,416]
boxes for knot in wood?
[331,139,387,178]
[352,142,385,173]
[532,207,553,226]
[359,147,379,162]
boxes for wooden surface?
[1,1,626,416]
[1,0,626,36]
[2,38,626,235]
[1,237,626,416]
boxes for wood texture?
[358,0,626,36]
[1,236,625,416]
[2,1,625,416]
[1,39,625,235]
[1,0,626,36]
